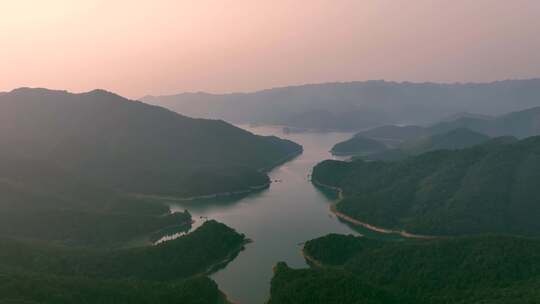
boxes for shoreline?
[203,239,251,276]
[258,149,303,173]
[130,183,271,202]
[131,149,303,203]
[301,249,323,267]
[312,179,436,239]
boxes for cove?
[169,125,399,304]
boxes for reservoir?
[169,125,394,304]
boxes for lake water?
[169,125,395,304]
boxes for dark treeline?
[269,234,540,304]
[0,221,244,304]
[314,136,540,236]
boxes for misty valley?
[2,81,540,304]
[4,0,540,302]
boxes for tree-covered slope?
[0,87,301,246]
[358,128,490,161]
[355,125,430,143]
[0,155,193,246]
[330,135,388,156]
[0,220,246,281]
[269,262,401,304]
[313,136,540,236]
[399,128,490,155]
[340,105,540,161]
[0,88,302,197]
[430,106,540,139]
[269,234,540,304]
[0,220,244,304]
[0,270,227,304]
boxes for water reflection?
[166,126,387,304]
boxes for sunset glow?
[1,0,539,97]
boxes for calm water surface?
[169,125,393,304]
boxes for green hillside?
[331,135,388,156]
[313,136,540,236]
[0,88,301,246]
[364,128,490,161]
[430,106,540,139]
[269,234,540,304]
[355,125,430,143]
[400,128,490,154]
[0,220,244,304]
[0,88,302,197]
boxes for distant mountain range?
[331,105,540,159]
[142,79,540,131]
[429,106,540,138]
[361,128,492,161]
[330,136,388,156]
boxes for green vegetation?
[330,135,387,156]
[355,125,430,143]
[399,128,490,155]
[358,128,491,161]
[342,104,540,161]
[0,157,192,247]
[0,88,302,198]
[0,270,227,304]
[269,262,400,304]
[0,88,300,246]
[0,220,244,304]
[313,136,540,236]
[430,106,540,139]
[269,234,540,304]
[0,88,299,302]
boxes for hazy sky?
[1,0,540,98]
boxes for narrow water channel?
[169,125,396,304]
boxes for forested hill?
[313,136,540,236]
[269,234,540,304]
[331,135,388,156]
[0,220,244,304]
[399,128,490,154]
[331,104,540,160]
[0,88,302,197]
[430,105,540,139]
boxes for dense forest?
[429,105,540,139]
[0,220,244,304]
[398,128,490,154]
[0,88,302,198]
[333,128,490,159]
[330,135,388,156]
[0,88,302,246]
[365,128,492,161]
[0,88,303,303]
[334,104,540,160]
[269,234,540,304]
[313,136,540,236]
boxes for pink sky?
[1,0,539,98]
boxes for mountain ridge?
[142,79,540,131]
